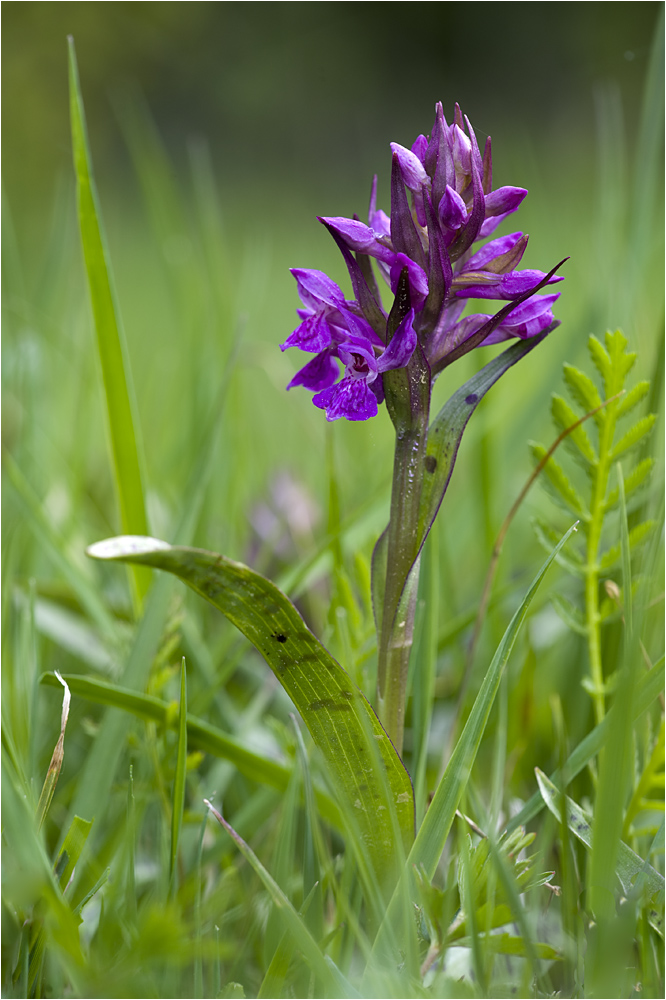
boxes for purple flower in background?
[282,102,565,420]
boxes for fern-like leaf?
[529,442,588,518]
[551,395,598,464]
[588,335,612,386]
[551,593,587,636]
[599,519,657,571]
[533,518,585,575]
[617,380,650,419]
[562,363,603,422]
[605,329,637,386]
[610,414,657,462]
[605,457,654,510]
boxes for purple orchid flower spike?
[279,101,567,757]
[281,102,566,421]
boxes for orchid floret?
[281,103,564,421]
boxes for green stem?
[377,413,429,754]
[585,400,618,724]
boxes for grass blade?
[39,670,342,820]
[507,656,664,832]
[169,658,188,894]
[536,769,664,934]
[205,801,359,998]
[35,672,70,830]
[68,37,150,611]
[365,522,578,982]
[409,521,579,880]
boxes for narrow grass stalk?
[68,38,150,613]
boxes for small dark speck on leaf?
[273,633,288,643]
[425,455,437,473]
[308,697,353,712]
[465,393,478,405]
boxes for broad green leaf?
[205,802,359,998]
[408,522,577,881]
[68,38,150,611]
[86,536,415,881]
[169,659,188,893]
[507,657,664,832]
[535,769,664,930]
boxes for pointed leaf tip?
[86,535,172,560]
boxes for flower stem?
[377,411,429,754]
[585,398,619,725]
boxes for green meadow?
[2,5,663,997]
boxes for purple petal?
[482,135,492,194]
[390,142,430,192]
[483,293,561,343]
[438,185,467,231]
[464,232,527,271]
[484,186,528,217]
[455,269,564,301]
[411,133,428,163]
[335,308,382,345]
[338,340,379,379]
[389,253,429,309]
[377,308,417,372]
[291,268,345,310]
[287,350,340,391]
[318,217,394,263]
[390,153,429,270]
[451,124,472,187]
[280,312,334,353]
[478,213,516,238]
[313,377,379,421]
[368,207,391,238]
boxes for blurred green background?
[3,0,663,593]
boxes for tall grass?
[2,21,663,999]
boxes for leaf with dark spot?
[87,536,415,886]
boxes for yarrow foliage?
[281,102,564,421]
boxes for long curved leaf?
[86,536,415,882]
[372,336,549,636]
[419,335,547,555]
